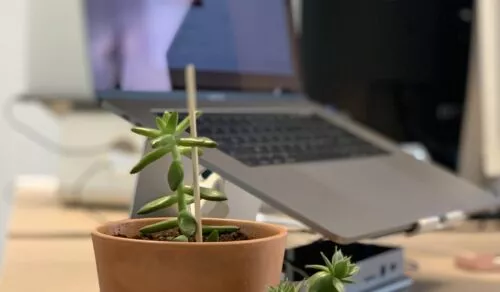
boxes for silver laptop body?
[101,89,497,244]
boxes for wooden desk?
[1,186,499,291]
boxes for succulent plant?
[269,248,359,292]
[306,248,359,292]
[130,110,237,241]
[268,281,303,292]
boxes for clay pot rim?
[92,217,288,246]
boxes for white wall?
[0,0,26,273]
[8,104,59,175]
[2,0,60,177]
[26,0,93,98]
[1,0,62,271]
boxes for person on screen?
[85,0,193,91]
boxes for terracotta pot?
[91,217,287,292]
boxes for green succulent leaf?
[168,161,184,191]
[184,195,195,206]
[332,248,344,264]
[305,264,330,273]
[139,219,178,235]
[334,260,349,278]
[137,194,176,215]
[156,116,167,132]
[177,137,217,148]
[130,146,170,174]
[178,210,197,237]
[308,272,334,292]
[165,112,178,134]
[320,252,333,270]
[131,127,161,138]
[206,229,219,242]
[332,278,345,292]
[183,185,227,201]
[178,146,204,157]
[136,193,194,215]
[348,265,360,277]
[175,111,202,135]
[201,225,239,234]
[151,134,175,149]
[172,235,189,242]
[162,111,171,122]
[267,281,302,292]
[170,234,189,242]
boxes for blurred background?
[0,0,483,200]
[1,0,500,291]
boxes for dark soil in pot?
[114,227,253,242]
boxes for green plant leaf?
[320,252,333,269]
[201,225,239,234]
[183,185,227,201]
[347,265,360,277]
[332,248,344,264]
[267,281,302,292]
[341,278,354,284]
[168,161,184,191]
[178,210,197,237]
[185,195,195,206]
[156,116,167,132]
[305,264,330,273]
[165,112,178,134]
[308,272,333,292]
[177,137,217,148]
[162,111,170,122]
[140,219,178,234]
[175,111,202,135]
[136,194,176,215]
[131,127,161,138]
[136,193,194,215]
[206,229,219,242]
[178,146,204,158]
[130,146,171,174]
[172,235,189,242]
[332,278,345,292]
[151,134,175,149]
[334,260,349,279]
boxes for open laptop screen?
[84,0,300,95]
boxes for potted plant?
[269,248,359,292]
[91,66,288,292]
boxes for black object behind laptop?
[300,0,473,170]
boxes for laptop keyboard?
[159,113,387,167]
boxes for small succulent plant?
[129,110,236,241]
[269,248,359,292]
[268,281,303,292]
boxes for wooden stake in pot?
[185,64,203,242]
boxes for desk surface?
[1,185,500,292]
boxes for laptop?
[88,0,497,243]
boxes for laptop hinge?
[406,210,466,235]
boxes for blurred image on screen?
[84,0,295,93]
